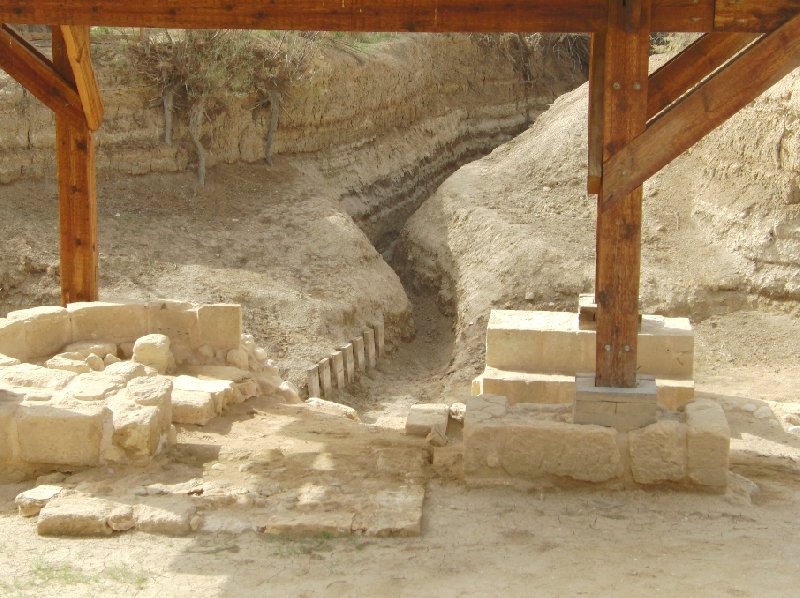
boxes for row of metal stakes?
[306,319,385,399]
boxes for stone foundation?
[464,394,730,490]
[473,309,695,410]
[0,301,291,481]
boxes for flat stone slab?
[171,389,217,426]
[406,403,450,436]
[37,495,115,537]
[16,484,63,517]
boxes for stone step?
[485,309,694,379]
[473,366,694,410]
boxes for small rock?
[211,463,226,471]
[103,353,121,366]
[132,334,175,375]
[787,426,800,435]
[254,347,269,362]
[304,398,360,421]
[197,344,215,360]
[227,349,249,370]
[277,380,300,403]
[406,403,450,437]
[85,353,105,372]
[107,505,135,531]
[16,485,63,517]
[449,402,467,423]
[240,334,256,352]
[741,403,758,413]
[754,405,773,420]
[134,501,194,535]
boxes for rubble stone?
[686,399,730,488]
[15,484,63,517]
[628,420,687,484]
[305,398,360,421]
[406,403,450,436]
[37,495,114,536]
[133,334,174,375]
[0,364,76,390]
[227,348,249,370]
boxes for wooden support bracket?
[603,13,800,210]
[59,25,103,131]
[0,24,85,127]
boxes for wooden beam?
[59,25,103,131]
[0,0,609,33]
[603,13,800,209]
[716,0,800,32]
[595,0,651,389]
[587,32,605,195]
[0,0,723,32]
[0,24,85,127]
[53,27,98,304]
[647,32,758,119]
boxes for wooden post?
[52,27,98,304]
[595,0,651,388]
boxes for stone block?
[171,389,217,426]
[134,500,195,535]
[331,351,345,390]
[197,304,241,351]
[475,367,575,404]
[0,318,29,360]
[7,306,71,359]
[133,333,174,374]
[656,379,695,411]
[305,397,360,421]
[63,372,127,402]
[173,375,233,412]
[463,395,623,483]
[103,360,148,382]
[45,353,91,374]
[338,343,355,383]
[16,484,62,517]
[0,363,76,391]
[0,354,21,367]
[63,341,118,359]
[352,336,366,373]
[364,328,376,369]
[16,400,112,466]
[109,401,161,458]
[318,358,332,398]
[0,400,20,463]
[306,365,320,398]
[37,495,115,536]
[628,420,687,484]
[370,319,385,358]
[406,403,450,436]
[181,365,256,403]
[146,300,199,347]
[574,374,658,431]
[68,302,148,344]
[226,348,249,370]
[686,399,730,488]
[125,375,173,436]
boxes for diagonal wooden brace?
[59,25,104,131]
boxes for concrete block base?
[464,394,730,491]
[574,374,657,432]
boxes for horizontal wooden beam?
[59,25,103,131]
[0,24,85,127]
[647,31,759,119]
[602,12,800,210]
[0,0,775,33]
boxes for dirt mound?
[396,65,800,383]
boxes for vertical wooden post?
[52,27,98,305]
[595,0,651,388]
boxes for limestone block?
[173,375,233,412]
[0,399,20,463]
[686,399,730,488]
[68,302,148,344]
[0,363,75,390]
[304,397,360,421]
[226,348,249,370]
[574,374,657,432]
[318,358,332,398]
[364,328,377,369]
[500,421,624,483]
[638,317,694,379]
[37,495,114,536]
[370,319,385,358]
[181,365,256,402]
[134,500,195,535]
[104,354,121,366]
[256,372,283,395]
[0,318,29,360]
[476,367,575,404]
[108,505,135,531]
[197,304,241,352]
[45,353,91,374]
[307,365,320,398]
[339,343,355,383]
[0,354,21,367]
[7,306,71,359]
[277,381,300,403]
[16,400,112,466]
[331,351,345,390]
[628,420,687,484]
[63,372,126,402]
[125,376,173,438]
[133,334,174,374]
[104,360,148,382]
[656,379,695,411]
[110,401,161,458]
[16,484,63,517]
[63,341,118,358]
[406,403,450,436]
[352,336,366,373]
[147,300,199,347]
[171,389,217,425]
